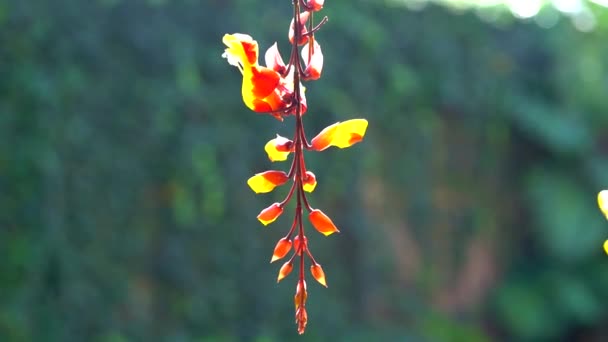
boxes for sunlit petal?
[247,170,289,194]
[311,119,368,151]
[302,39,323,80]
[265,42,286,73]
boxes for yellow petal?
[599,190,608,219]
[265,135,293,162]
[247,171,289,194]
[604,240,608,255]
[222,33,258,69]
[311,119,368,151]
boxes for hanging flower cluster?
[599,190,608,254]
[222,0,368,335]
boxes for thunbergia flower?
[223,0,368,334]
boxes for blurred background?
[2,0,608,341]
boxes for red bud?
[271,237,292,263]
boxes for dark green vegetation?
[2,1,608,341]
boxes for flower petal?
[302,38,323,80]
[265,42,286,74]
[257,203,283,225]
[308,209,340,236]
[311,119,368,151]
[249,66,281,99]
[599,190,608,219]
[222,33,258,69]
[265,135,293,162]
[247,171,289,194]
[604,240,608,255]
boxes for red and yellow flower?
[223,0,368,335]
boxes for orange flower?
[247,170,289,193]
[271,237,293,263]
[222,33,290,114]
[308,209,340,236]
[257,203,283,225]
[265,135,293,162]
[311,119,368,151]
[310,263,327,287]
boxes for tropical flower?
[222,34,290,115]
[223,0,368,334]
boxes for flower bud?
[271,237,292,263]
[294,280,307,310]
[309,209,340,236]
[265,135,293,162]
[310,263,327,287]
[295,307,308,335]
[277,261,293,283]
[257,202,283,225]
[293,235,308,255]
[303,171,317,192]
[307,0,324,11]
[289,11,310,45]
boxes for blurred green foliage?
[1,0,608,341]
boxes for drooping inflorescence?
[222,0,368,334]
